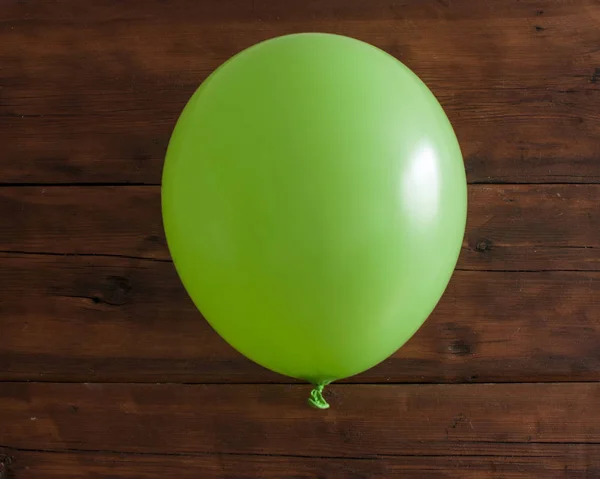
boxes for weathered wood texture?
[1,184,599,270]
[1,383,599,456]
[1,0,599,184]
[1,184,599,383]
[2,0,600,477]
[2,445,600,479]
[2,252,599,383]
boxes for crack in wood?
[0,250,171,263]
[1,442,599,460]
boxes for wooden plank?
[1,0,599,184]
[1,383,599,456]
[3,444,600,478]
[1,185,599,271]
[1,252,599,383]
[463,184,600,271]
[0,186,165,259]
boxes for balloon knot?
[308,384,330,410]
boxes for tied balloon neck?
[308,383,330,410]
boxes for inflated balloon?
[162,33,467,409]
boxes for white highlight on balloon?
[401,143,440,224]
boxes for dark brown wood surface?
[1,0,599,477]
[1,184,599,269]
[2,383,600,452]
[2,0,600,185]
[2,383,600,478]
[3,258,600,383]
[4,445,600,479]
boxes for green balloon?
[162,33,466,405]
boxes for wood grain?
[2,1,599,476]
[1,382,599,456]
[1,0,599,184]
[1,185,599,271]
[0,186,165,259]
[3,444,600,479]
[463,184,600,271]
[2,249,599,383]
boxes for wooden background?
[1,0,599,477]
